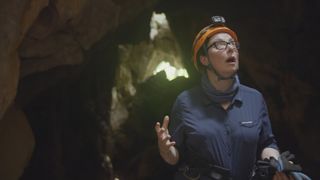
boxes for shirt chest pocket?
[239,120,259,144]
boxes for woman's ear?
[199,55,209,66]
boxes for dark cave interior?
[0,0,319,179]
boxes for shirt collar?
[200,85,243,106]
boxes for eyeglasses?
[207,40,240,50]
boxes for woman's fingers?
[158,133,174,145]
[159,140,176,150]
[155,122,161,133]
[155,115,170,133]
[155,116,175,145]
[155,123,167,136]
[273,172,290,180]
[163,134,171,141]
[155,116,171,136]
[157,133,170,143]
[168,141,176,147]
[162,115,170,129]
[273,172,280,180]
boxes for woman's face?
[200,33,239,77]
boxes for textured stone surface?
[1,0,158,120]
[0,0,319,179]
[110,14,184,129]
[19,33,84,77]
[0,0,48,120]
[0,106,35,180]
[0,0,158,179]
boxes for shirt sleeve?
[258,96,279,151]
[169,96,186,162]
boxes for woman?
[155,16,308,180]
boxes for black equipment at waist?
[178,163,231,180]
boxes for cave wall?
[0,0,319,179]
[0,0,157,179]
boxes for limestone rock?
[0,106,35,180]
[0,0,48,120]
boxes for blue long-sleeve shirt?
[169,84,278,180]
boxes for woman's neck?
[207,71,234,92]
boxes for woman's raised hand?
[155,115,176,154]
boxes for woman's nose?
[226,44,237,53]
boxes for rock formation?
[0,0,319,179]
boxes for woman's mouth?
[226,57,236,63]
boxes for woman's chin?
[222,70,238,77]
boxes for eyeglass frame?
[206,40,240,51]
